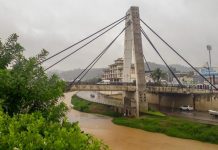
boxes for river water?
[63,92,218,150]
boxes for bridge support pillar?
[192,94,196,110]
[158,94,162,111]
[123,91,136,116]
[123,6,147,117]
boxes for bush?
[0,110,108,150]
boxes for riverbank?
[72,94,218,145]
[71,95,122,117]
[113,116,218,144]
[64,92,218,150]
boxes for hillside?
[48,62,192,81]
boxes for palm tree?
[151,68,166,84]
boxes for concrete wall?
[146,93,193,111]
[145,93,218,112]
[195,94,218,111]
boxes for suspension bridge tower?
[123,6,147,117]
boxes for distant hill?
[47,68,104,81]
[145,62,192,72]
[48,62,192,81]
[169,64,192,72]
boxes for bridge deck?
[69,84,216,95]
[70,84,136,92]
[146,86,216,94]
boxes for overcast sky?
[0,0,218,71]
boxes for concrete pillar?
[192,94,196,110]
[123,6,146,117]
[158,94,162,111]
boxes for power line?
[44,18,125,71]
[38,15,129,65]
[141,28,183,87]
[140,19,217,90]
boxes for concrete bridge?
[69,83,216,95]
[70,83,136,92]
[69,84,218,114]
[66,6,218,117]
[146,86,217,95]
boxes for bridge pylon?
[123,6,147,117]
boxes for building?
[194,67,218,85]
[102,58,153,82]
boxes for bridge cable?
[143,54,151,73]
[141,28,183,87]
[44,18,125,71]
[73,25,129,84]
[38,15,129,65]
[69,25,129,86]
[143,54,155,82]
[140,19,217,90]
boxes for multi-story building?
[102,58,136,82]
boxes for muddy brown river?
[64,92,218,150]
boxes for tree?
[0,109,108,150]
[151,68,166,84]
[0,34,109,149]
[0,34,68,120]
[0,34,108,149]
[0,50,66,117]
[0,34,24,69]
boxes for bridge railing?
[66,81,136,86]
[145,85,217,94]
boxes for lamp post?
[207,45,212,69]
[206,45,212,86]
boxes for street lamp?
[206,45,212,69]
[206,45,212,86]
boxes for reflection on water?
[64,92,218,150]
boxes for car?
[208,110,218,116]
[97,80,110,85]
[180,105,194,111]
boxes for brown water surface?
[64,92,218,150]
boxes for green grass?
[71,95,122,117]
[71,95,218,144]
[143,111,166,117]
[112,115,218,144]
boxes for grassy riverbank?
[71,95,122,117]
[71,95,218,144]
[113,116,218,144]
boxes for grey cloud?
[0,0,218,70]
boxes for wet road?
[161,108,218,125]
[63,92,218,150]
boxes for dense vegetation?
[0,34,107,149]
[71,95,122,117]
[113,115,218,144]
[0,110,107,150]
